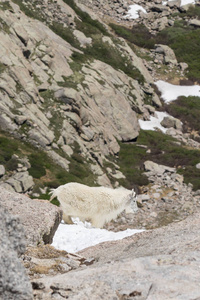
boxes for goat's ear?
[131,189,135,197]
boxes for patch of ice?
[52,219,144,253]
[125,4,147,19]
[139,111,169,133]
[155,80,200,103]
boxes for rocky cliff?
[0,0,200,210]
[0,0,162,193]
[1,0,200,196]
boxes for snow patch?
[125,4,147,19]
[139,111,169,133]
[180,0,195,5]
[155,80,200,102]
[162,0,195,6]
[52,219,144,253]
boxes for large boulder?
[161,116,182,130]
[0,206,33,299]
[143,160,175,175]
[0,187,62,246]
[167,0,181,8]
[189,19,200,28]
[154,44,178,65]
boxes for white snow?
[162,0,195,6]
[180,0,195,5]
[139,80,200,132]
[125,4,147,19]
[155,80,200,103]
[52,219,144,253]
[139,111,170,133]
[126,0,195,19]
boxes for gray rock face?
[0,206,33,300]
[0,187,62,246]
[0,0,155,178]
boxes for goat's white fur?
[49,182,137,228]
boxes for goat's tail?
[49,188,57,202]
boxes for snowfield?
[155,80,200,103]
[52,219,144,253]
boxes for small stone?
[153,193,160,199]
[32,281,45,290]
[150,211,157,218]
[137,194,150,202]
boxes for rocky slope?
[0,0,200,221]
[31,210,200,299]
[0,0,200,209]
[1,186,200,299]
[0,0,162,193]
[79,0,200,31]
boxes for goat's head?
[130,189,138,212]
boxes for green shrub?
[110,18,200,82]
[0,129,97,200]
[0,136,18,163]
[5,157,19,171]
[109,23,156,49]
[115,130,200,190]
[0,1,12,10]
[85,38,144,83]
[178,166,200,191]
[49,22,80,49]
[63,0,108,36]
[29,153,48,178]
[12,0,44,21]
[115,139,149,189]
[157,21,200,81]
[178,5,200,19]
[50,198,60,206]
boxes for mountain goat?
[49,182,137,228]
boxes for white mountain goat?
[49,182,137,228]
